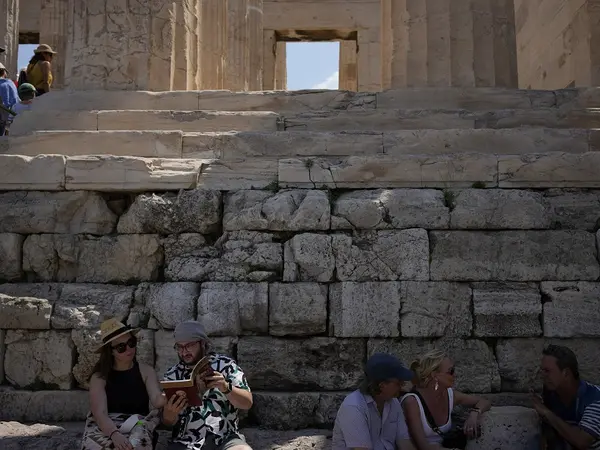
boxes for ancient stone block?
[211,337,238,359]
[0,283,61,301]
[155,330,177,378]
[165,231,282,282]
[198,282,268,336]
[329,282,401,337]
[369,339,500,393]
[269,283,328,336]
[333,230,429,281]
[316,392,350,427]
[541,282,600,337]
[473,283,542,337]
[0,389,90,422]
[117,190,222,234]
[400,282,472,337]
[544,190,600,231]
[23,234,163,282]
[198,158,279,190]
[238,337,365,390]
[0,233,23,281]
[283,234,335,282]
[465,406,541,450]
[0,330,5,384]
[223,189,330,231]
[5,330,74,390]
[0,294,52,329]
[430,231,599,281]
[0,191,117,234]
[250,392,320,429]
[52,284,134,329]
[331,189,449,230]
[0,154,66,190]
[136,329,156,367]
[450,190,551,229]
[71,328,101,389]
[136,282,199,330]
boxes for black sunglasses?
[448,367,456,376]
[112,336,137,354]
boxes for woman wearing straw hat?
[81,318,166,450]
[25,44,56,96]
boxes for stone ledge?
[0,155,66,191]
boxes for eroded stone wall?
[1,187,600,427]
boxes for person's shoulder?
[39,60,51,67]
[581,381,600,405]
[340,390,367,409]
[211,353,239,368]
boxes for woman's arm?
[453,390,491,413]
[139,363,167,409]
[39,61,51,92]
[401,397,438,450]
[89,374,119,437]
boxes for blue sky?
[18,42,340,90]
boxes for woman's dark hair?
[0,68,7,78]
[28,53,46,65]
[543,344,580,379]
[89,344,114,381]
[358,376,382,396]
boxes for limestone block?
[0,191,117,234]
[211,337,238,359]
[369,339,500,393]
[9,110,98,135]
[65,156,204,191]
[250,392,320,429]
[198,158,279,190]
[473,283,542,337]
[0,389,89,422]
[278,154,498,189]
[498,153,600,188]
[136,329,156,367]
[450,190,551,229]
[0,155,66,190]
[52,284,134,329]
[238,337,365,390]
[316,392,351,427]
[135,283,199,330]
[331,189,449,230]
[23,234,80,282]
[118,190,221,234]
[400,282,472,337]
[465,406,540,450]
[5,330,74,390]
[0,330,4,384]
[430,231,600,281]
[333,230,429,281]
[496,339,546,392]
[223,190,330,231]
[198,282,268,335]
[283,234,335,282]
[329,282,401,337]
[269,283,328,336]
[0,283,61,301]
[155,330,178,378]
[164,231,282,282]
[71,328,101,389]
[0,233,23,281]
[544,189,600,231]
[541,282,600,337]
[0,294,52,329]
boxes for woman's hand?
[463,411,481,439]
[111,431,133,450]
[162,391,188,425]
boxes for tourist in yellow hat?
[81,318,166,450]
[25,43,56,96]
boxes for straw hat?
[96,318,139,353]
[34,44,57,54]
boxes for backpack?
[17,69,27,86]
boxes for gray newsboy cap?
[174,320,209,343]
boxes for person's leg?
[221,434,252,450]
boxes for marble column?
[274,41,286,90]
[225,0,248,91]
[339,41,358,91]
[0,0,19,76]
[390,0,518,88]
[246,0,263,91]
[40,0,68,89]
[199,0,226,89]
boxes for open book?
[160,356,213,407]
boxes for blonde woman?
[398,349,491,450]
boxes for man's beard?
[179,349,204,367]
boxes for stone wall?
[1,187,600,428]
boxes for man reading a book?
[161,320,253,450]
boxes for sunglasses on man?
[111,336,137,354]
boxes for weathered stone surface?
[136,329,155,367]
[52,284,134,329]
[316,392,350,427]
[223,190,330,231]
[0,389,89,421]
[0,191,117,234]
[0,233,23,281]
[0,330,5,384]
[430,231,599,281]
[238,337,365,390]
[211,337,238,358]
[165,231,282,282]
[544,190,600,231]
[473,283,542,337]
[0,283,61,302]
[117,190,222,234]
[400,282,472,337]
[71,328,101,389]
[329,282,401,337]
[465,406,540,450]
[155,330,177,378]
[333,230,430,281]
[450,190,551,229]
[5,331,74,390]
[198,282,268,336]
[541,282,600,337]
[283,234,335,282]
[23,234,163,282]
[369,339,500,393]
[0,294,52,329]
[0,155,66,191]
[136,283,199,330]
[331,189,449,230]
[198,158,278,190]
[250,392,320,429]
[269,283,328,336]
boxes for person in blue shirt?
[532,344,600,450]
[0,62,19,135]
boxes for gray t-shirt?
[332,390,409,450]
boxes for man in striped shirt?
[533,344,600,450]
